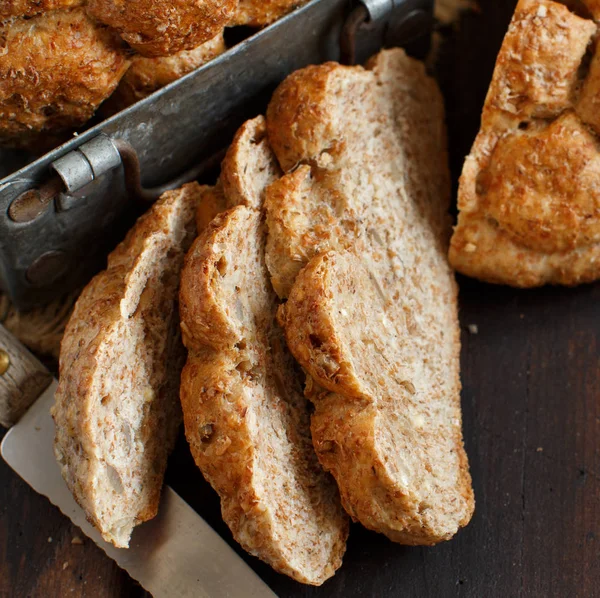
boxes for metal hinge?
[8,134,223,224]
[341,0,433,65]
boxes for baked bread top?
[232,0,309,27]
[0,0,84,19]
[87,0,237,57]
[179,116,348,585]
[52,183,200,548]
[104,31,226,113]
[266,48,473,544]
[0,8,129,148]
[450,0,600,287]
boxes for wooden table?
[1,1,599,596]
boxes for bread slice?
[449,0,600,287]
[179,116,348,585]
[52,183,201,548]
[265,48,474,544]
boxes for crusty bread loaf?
[266,48,474,544]
[0,8,130,149]
[52,183,201,548]
[450,0,600,287]
[179,116,348,585]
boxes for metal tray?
[0,0,433,309]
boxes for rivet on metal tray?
[8,178,65,223]
[0,350,10,376]
[26,251,70,287]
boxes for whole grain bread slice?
[266,49,474,544]
[52,183,200,548]
[179,116,348,585]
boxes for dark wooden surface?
[2,1,600,596]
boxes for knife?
[0,325,277,598]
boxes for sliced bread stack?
[53,46,474,583]
[179,117,349,585]
[180,48,473,562]
[264,49,474,544]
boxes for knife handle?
[0,324,53,429]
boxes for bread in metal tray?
[87,0,236,57]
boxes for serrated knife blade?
[1,379,277,598]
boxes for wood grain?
[2,1,600,596]
[0,325,52,428]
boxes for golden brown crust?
[103,32,225,114]
[266,62,360,172]
[53,183,201,548]
[0,8,129,148]
[451,0,600,287]
[481,0,594,122]
[87,0,236,57]
[0,0,83,19]
[232,0,308,27]
[265,49,474,544]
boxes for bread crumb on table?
[468,324,479,335]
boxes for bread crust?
[0,0,83,19]
[232,0,308,27]
[450,0,600,287]
[53,183,200,548]
[264,49,473,544]
[87,0,236,57]
[0,8,129,148]
[104,32,225,113]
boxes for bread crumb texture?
[52,183,201,548]
[266,49,474,544]
[179,116,348,585]
[451,0,600,287]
